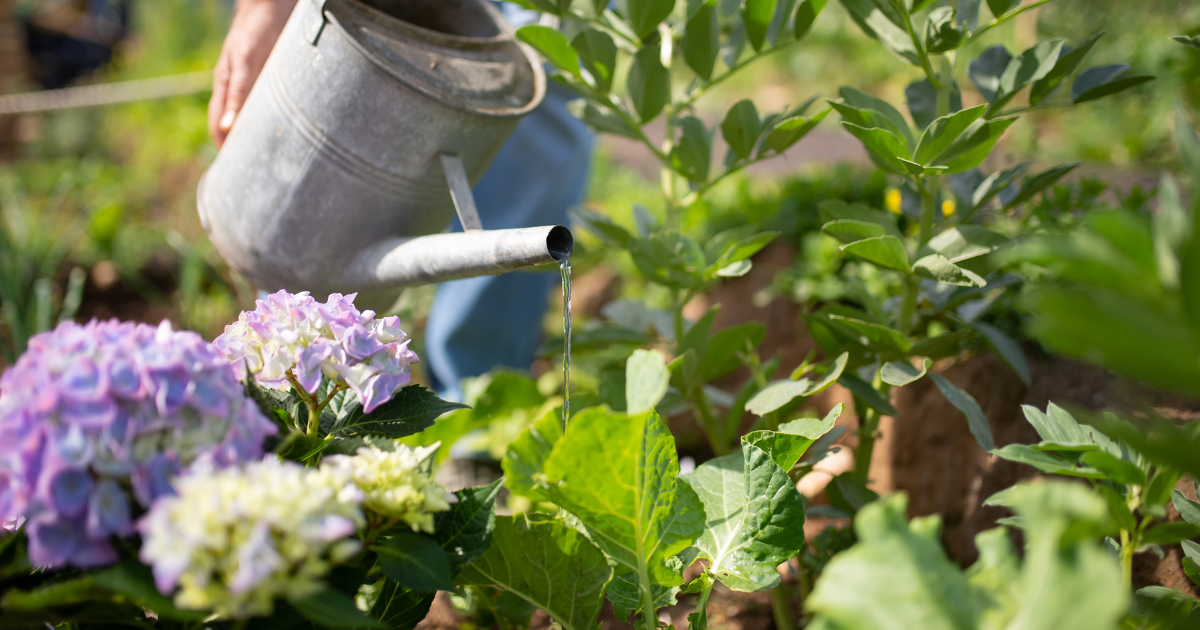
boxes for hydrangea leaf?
[458,517,613,630]
[681,440,806,592]
[335,385,468,439]
[293,588,387,629]
[542,410,704,587]
[375,532,455,592]
[369,582,434,630]
[502,408,565,500]
[435,478,503,575]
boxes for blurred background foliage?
[0,0,1196,369]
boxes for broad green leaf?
[970,45,1013,103]
[569,206,633,245]
[794,0,828,40]
[837,0,920,65]
[919,225,1011,263]
[607,572,679,623]
[913,254,987,287]
[629,231,708,290]
[93,560,207,621]
[702,323,766,380]
[905,78,963,130]
[840,234,910,271]
[828,315,912,353]
[722,99,764,160]
[335,385,468,439]
[516,26,581,79]
[627,349,671,414]
[839,373,898,416]
[840,123,913,174]
[1,576,103,609]
[670,116,712,182]
[1022,403,1119,453]
[294,589,387,629]
[543,410,705,585]
[822,219,888,243]
[915,105,986,166]
[504,408,566,499]
[990,39,1065,113]
[972,321,1031,386]
[1029,33,1104,106]
[628,45,670,122]
[929,373,994,450]
[830,101,912,152]
[838,86,915,145]
[745,353,848,415]
[459,517,613,630]
[621,0,677,38]
[986,0,1020,16]
[991,445,1105,479]
[825,473,881,516]
[1002,163,1081,209]
[569,100,640,139]
[970,162,1031,211]
[808,494,977,629]
[684,1,719,80]
[1079,451,1146,487]
[924,6,964,53]
[940,118,1017,174]
[881,358,930,387]
[765,107,831,153]
[744,404,844,471]
[1141,522,1200,546]
[572,28,618,93]
[1174,35,1200,50]
[681,440,806,591]
[1072,64,1155,104]
[818,200,901,237]
[370,582,434,630]
[1173,489,1200,525]
[375,532,456,592]
[743,0,778,51]
[713,231,780,270]
[435,478,503,574]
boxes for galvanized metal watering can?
[197,0,572,300]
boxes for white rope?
[0,71,211,115]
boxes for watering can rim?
[323,0,547,118]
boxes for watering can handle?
[439,153,484,231]
[306,0,329,45]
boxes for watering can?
[197,0,572,301]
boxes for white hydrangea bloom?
[138,459,365,618]
[321,444,454,533]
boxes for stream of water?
[560,258,572,432]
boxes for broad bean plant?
[503,0,1157,626]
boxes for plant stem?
[964,0,1055,47]
[896,275,919,334]
[853,371,888,482]
[690,577,715,630]
[694,385,729,456]
[770,582,796,630]
[917,176,939,246]
[1119,529,1134,592]
[898,1,939,88]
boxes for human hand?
[209,0,299,147]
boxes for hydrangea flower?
[213,291,419,414]
[0,320,277,568]
[138,459,365,618]
[322,444,454,533]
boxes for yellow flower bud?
[942,199,956,217]
[885,188,902,214]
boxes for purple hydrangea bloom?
[213,291,419,413]
[0,320,277,569]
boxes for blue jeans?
[424,82,593,400]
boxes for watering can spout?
[344,224,572,290]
